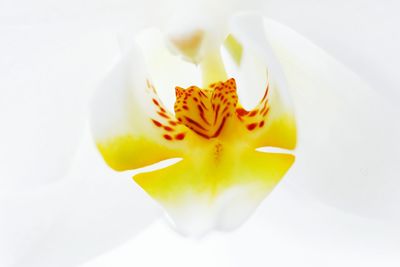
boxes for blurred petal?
[0,126,160,267]
[263,0,400,101]
[232,14,400,220]
[164,0,264,63]
[80,186,400,267]
[0,24,118,189]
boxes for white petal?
[80,186,400,267]
[0,24,118,189]
[232,14,400,221]
[0,126,160,267]
[164,0,264,63]
[136,28,201,111]
[262,0,400,101]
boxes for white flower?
[1,0,399,266]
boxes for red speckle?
[236,108,248,116]
[247,123,257,131]
[152,98,160,106]
[262,107,270,116]
[248,110,258,117]
[164,126,174,131]
[183,105,189,110]
[151,119,162,127]
[163,134,173,141]
[157,112,169,119]
[262,84,269,101]
[160,107,166,113]
[169,121,177,126]
[175,133,185,140]
[259,121,265,127]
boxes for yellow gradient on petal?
[134,147,294,205]
[200,50,227,87]
[224,34,243,66]
[254,112,297,149]
[97,135,180,171]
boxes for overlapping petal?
[91,42,196,171]
[92,26,297,235]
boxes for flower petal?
[226,17,296,150]
[91,42,195,171]
[0,127,159,267]
[232,14,400,220]
[134,149,294,236]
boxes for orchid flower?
[91,13,297,235]
[2,0,400,266]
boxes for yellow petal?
[224,34,243,66]
[227,16,296,150]
[235,80,297,150]
[134,147,294,235]
[91,42,194,171]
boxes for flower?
[2,1,400,266]
[91,12,297,235]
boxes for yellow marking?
[224,34,243,65]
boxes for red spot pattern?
[237,82,270,132]
[147,80,186,142]
[174,78,238,139]
[147,78,271,142]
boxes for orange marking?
[175,133,185,140]
[200,101,208,111]
[164,126,174,132]
[169,121,177,126]
[236,108,248,116]
[248,110,258,117]
[184,116,207,131]
[262,84,269,101]
[262,107,270,116]
[260,102,269,114]
[157,112,169,119]
[163,134,173,141]
[151,119,162,127]
[152,98,160,106]
[247,123,257,131]
[212,116,227,137]
[214,105,220,124]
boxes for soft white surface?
[80,185,400,267]
[1,0,400,266]
[0,24,119,188]
[0,126,160,267]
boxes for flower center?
[174,78,238,139]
